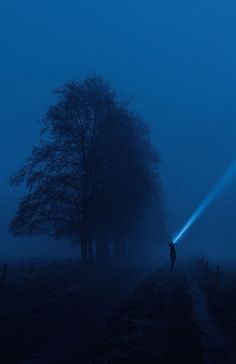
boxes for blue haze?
[0,1,236,259]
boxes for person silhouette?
[169,242,176,272]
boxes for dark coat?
[170,245,176,260]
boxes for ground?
[0,260,148,364]
[1,259,236,363]
[61,261,236,364]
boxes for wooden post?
[70,259,74,273]
[217,265,220,282]
[2,264,7,284]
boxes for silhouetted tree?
[96,109,163,260]
[10,75,164,262]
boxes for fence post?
[2,264,8,284]
[216,265,220,282]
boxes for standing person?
[169,242,176,272]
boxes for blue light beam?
[173,161,236,244]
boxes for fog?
[1,0,236,261]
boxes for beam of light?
[173,161,236,244]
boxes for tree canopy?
[10,75,166,262]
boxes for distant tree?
[10,75,165,262]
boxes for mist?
[0,0,236,262]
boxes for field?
[1,258,236,364]
[0,259,148,364]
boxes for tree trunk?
[96,237,109,262]
[80,239,88,263]
[88,237,93,261]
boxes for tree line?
[10,76,168,263]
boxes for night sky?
[1,1,236,259]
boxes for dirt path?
[64,267,203,364]
[63,264,236,364]
[188,267,236,364]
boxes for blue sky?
[1,0,236,256]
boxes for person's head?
[169,242,174,247]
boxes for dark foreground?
[1,259,236,363]
[0,260,148,364]
[62,261,236,364]
[62,266,203,364]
